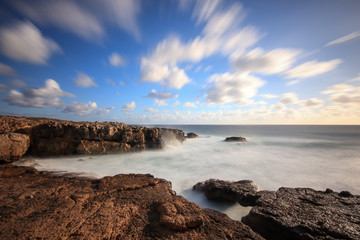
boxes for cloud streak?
[285,59,342,79]
[326,31,360,47]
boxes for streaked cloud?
[108,52,126,67]
[260,94,279,99]
[205,73,264,105]
[349,73,360,82]
[326,31,360,47]
[0,83,6,92]
[285,59,342,79]
[183,102,196,108]
[280,92,298,104]
[0,62,16,76]
[122,101,136,111]
[145,89,178,100]
[0,21,61,64]
[4,79,75,108]
[74,72,98,88]
[144,107,159,113]
[321,83,355,94]
[322,83,360,106]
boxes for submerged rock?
[224,136,247,142]
[0,165,264,240]
[186,132,199,138]
[193,179,259,206]
[0,133,30,162]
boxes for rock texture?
[0,116,185,157]
[224,136,247,142]
[193,179,259,206]
[194,179,360,240]
[0,165,264,240]
[186,132,199,138]
[0,133,30,162]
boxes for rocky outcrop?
[0,165,264,240]
[194,179,360,240]
[0,116,185,156]
[224,136,247,142]
[193,179,259,206]
[186,132,199,138]
[0,133,30,162]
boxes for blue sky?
[0,0,359,124]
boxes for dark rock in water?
[224,136,247,142]
[242,187,360,240]
[186,132,199,138]
[0,133,30,162]
[0,165,264,239]
[193,179,259,206]
[0,116,185,156]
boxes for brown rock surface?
[224,136,247,142]
[0,116,185,156]
[0,166,263,240]
[0,133,30,162]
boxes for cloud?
[0,83,6,92]
[284,59,342,79]
[0,21,61,64]
[74,72,98,88]
[172,100,180,108]
[122,101,136,111]
[260,94,279,99]
[144,107,159,113]
[11,0,141,41]
[64,101,114,115]
[0,62,16,76]
[279,92,298,104]
[192,0,221,23]
[4,79,75,108]
[286,80,300,86]
[155,99,169,106]
[9,79,27,88]
[119,81,126,86]
[231,47,301,74]
[300,98,324,108]
[106,79,116,87]
[326,31,360,47]
[145,89,178,100]
[108,52,126,67]
[183,102,196,108]
[140,2,260,89]
[322,83,360,106]
[349,73,360,82]
[321,83,355,94]
[205,72,265,105]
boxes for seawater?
[17,125,360,221]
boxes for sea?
[17,125,360,221]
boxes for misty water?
[17,125,360,221]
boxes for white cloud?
[349,73,360,82]
[145,89,178,100]
[155,99,169,106]
[64,101,98,115]
[172,100,180,108]
[0,21,61,64]
[286,80,300,86]
[321,83,355,94]
[284,59,342,79]
[144,107,159,113]
[231,47,301,74]
[108,52,126,67]
[11,0,140,41]
[98,106,115,114]
[205,72,265,105]
[322,83,360,106]
[280,92,298,104]
[74,72,98,88]
[183,102,196,108]
[192,0,221,23]
[4,79,75,108]
[300,98,324,108]
[326,31,360,47]
[122,101,136,111]
[0,62,16,76]
[260,94,279,99]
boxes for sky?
[0,0,359,124]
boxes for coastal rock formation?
[194,179,360,240]
[186,132,199,138]
[193,179,259,206]
[0,133,30,162]
[0,116,185,156]
[224,136,247,142]
[0,165,264,240]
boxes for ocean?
[17,125,360,220]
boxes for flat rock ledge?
[0,165,263,240]
[194,179,360,240]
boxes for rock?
[0,116,185,156]
[0,165,264,239]
[193,179,259,206]
[242,187,360,240]
[224,136,247,142]
[186,132,199,138]
[0,133,30,162]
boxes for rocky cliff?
[0,116,184,159]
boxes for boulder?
[193,179,259,206]
[224,136,247,142]
[0,165,264,239]
[0,133,30,162]
[186,132,199,138]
